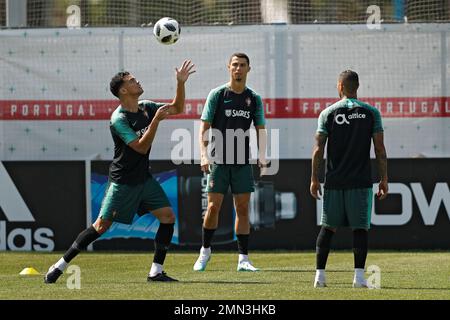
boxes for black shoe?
[147,271,178,282]
[44,265,63,284]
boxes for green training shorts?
[99,177,171,224]
[206,164,255,194]
[321,188,373,229]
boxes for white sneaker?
[314,279,327,288]
[237,260,259,272]
[353,278,371,288]
[193,250,211,271]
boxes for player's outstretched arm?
[310,133,327,199]
[167,60,196,115]
[373,132,388,199]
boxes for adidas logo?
[0,162,54,251]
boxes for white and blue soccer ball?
[153,17,180,45]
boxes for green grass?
[1,251,449,300]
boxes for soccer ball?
[153,17,180,45]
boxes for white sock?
[149,263,163,277]
[238,254,249,263]
[315,269,326,281]
[354,268,365,281]
[200,246,211,256]
[54,257,68,271]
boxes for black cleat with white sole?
[147,271,178,282]
[44,265,63,284]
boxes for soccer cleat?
[352,278,371,288]
[237,260,259,272]
[193,253,211,271]
[147,271,178,282]
[44,265,63,284]
[314,279,327,288]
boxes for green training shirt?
[201,84,265,164]
[109,100,165,184]
[317,98,383,189]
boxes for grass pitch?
[1,251,449,300]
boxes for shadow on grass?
[180,280,272,285]
[331,283,450,291]
[381,286,450,291]
[261,269,396,273]
[205,268,318,272]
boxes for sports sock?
[316,227,334,270]
[353,229,368,269]
[315,269,326,282]
[202,227,216,249]
[149,263,163,277]
[54,257,68,271]
[354,268,365,282]
[62,226,100,265]
[200,246,211,256]
[236,234,249,255]
[238,254,249,263]
[153,223,174,265]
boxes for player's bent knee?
[207,203,221,215]
[165,212,176,224]
[156,208,175,224]
[235,205,249,216]
[93,219,112,235]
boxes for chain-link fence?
[1,0,449,28]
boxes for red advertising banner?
[1,97,449,120]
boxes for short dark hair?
[229,52,250,66]
[338,70,359,94]
[110,71,130,98]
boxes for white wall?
[1,24,449,160]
